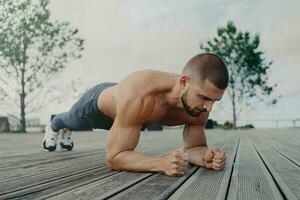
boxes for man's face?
[181,79,225,117]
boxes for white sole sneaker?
[42,123,59,152]
[60,129,74,151]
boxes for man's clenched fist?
[162,147,189,176]
[203,147,227,170]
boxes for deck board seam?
[249,135,296,200]
[220,135,240,200]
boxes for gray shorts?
[51,82,118,131]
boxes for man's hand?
[162,147,189,176]
[203,147,227,170]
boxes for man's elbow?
[106,157,120,170]
[106,152,122,170]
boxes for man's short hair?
[182,53,229,89]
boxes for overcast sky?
[34,0,300,127]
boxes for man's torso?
[97,70,202,127]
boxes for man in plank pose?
[42,52,228,176]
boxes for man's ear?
[179,74,191,89]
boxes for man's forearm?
[107,150,164,173]
[184,146,208,167]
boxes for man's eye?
[199,95,207,100]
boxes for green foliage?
[222,121,254,130]
[238,124,255,129]
[0,0,84,132]
[0,87,6,101]
[222,121,233,130]
[200,21,280,128]
[0,0,84,92]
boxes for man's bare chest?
[143,104,187,126]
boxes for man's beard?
[181,89,206,117]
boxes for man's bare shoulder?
[125,69,176,84]
[130,69,172,76]
[118,69,176,96]
[112,70,175,125]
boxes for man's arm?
[182,123,208,167]
[105,80,165,172]
[106,73,189,176]
[106,104,188,175]
[106,117,164,172]
[182,113,226,170]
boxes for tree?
[0,0,84,132]
[0,87,6,102]
[200,21,280,129]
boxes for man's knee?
[51,114,68,131]
[51,114,56,121]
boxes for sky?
[4,0,300,128]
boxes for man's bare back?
[97,69,203,127]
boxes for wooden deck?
[0,128,299,200]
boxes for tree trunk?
[231,90,237,129]
[20,68,26,133]
[20,27,27,133]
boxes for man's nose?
[203,101,213,112]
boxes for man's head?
[179,53,229,117]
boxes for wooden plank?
[0,130,181,182]
[0,146,171,199]
[0,150,102,169]
[108,165,198,200]
[0,161,106,194]
[104,133,235,200]
[42,132,232,200]
[167,133,238,200]
[249,133,300,200]
[226,133,283,200]
[0,131,108,158]
[253,132,300,166]
[0,130,183,199]
[250,129,300,153]
[4,129,296,200]
[0,166,117,199]
[0,151,104,181]
[47,171,154,200]
[268,143,300,167]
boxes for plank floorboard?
[250,134,300,199]
[168,134,239,200]
[227,133,284,200]
[0,129,299,199]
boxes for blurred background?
[0,0,299,133]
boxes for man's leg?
[42,84,99,152]
[50,112,80,151]
[43,111,90,152]
[51,112,89,131]
[42,82,117,151]
[44,109,92,151]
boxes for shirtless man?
[42,52,229,176]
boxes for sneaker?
[42,123,59,152]
[60,129,74,151]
